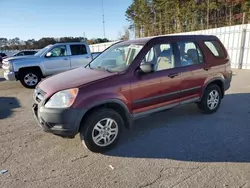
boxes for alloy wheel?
[92,118,119,147]
[24,73,38,86]
[207,90,220,110]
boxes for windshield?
[13,52,20,56]
[34,45,52,57]
[88,43,143,72]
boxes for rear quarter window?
[204,41,225,58]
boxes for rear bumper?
[32,103,85,138]
[224,80,230,91]
[224,71,233,91]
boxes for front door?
[131,42,181,115]
[43,45,71,76]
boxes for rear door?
[69,44,92,69]
[43,45,70,75]
[176,41,209,103]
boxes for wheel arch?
[78,99,133,132]
[18,66,43,79]
[202,78,225,99]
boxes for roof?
[119,37,154,45]
[119,34,217,45]
[53,41,88,45]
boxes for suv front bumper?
[3,71,16,81]
[32,103,85,138]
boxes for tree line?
[126,0,250,38]
[0,37,110,51]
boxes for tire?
[197,84,222,114]
[80,108,124,153]
[19,69,42,89]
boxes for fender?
[77,98,133,131]
[201,77,225,99]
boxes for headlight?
[45,88,78,108]
[3,61,13,71]
[3,60,13,70]
[8,61,13,70]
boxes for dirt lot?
[0,69,250,188]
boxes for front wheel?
[80,108,124,153]
[19,69,42,89]
[197,84,222,114]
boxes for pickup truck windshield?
[34,45,52,57]
[88,43,143,72]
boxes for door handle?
[204,67,211,71]
[168,73,179,78]
[63,58,68,60]
[85,56,90,59]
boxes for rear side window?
[177,41,204,67]
[204,41,225,58]
[70,44,87,55]
[24,51,35,55]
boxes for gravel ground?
[0,69,250,188]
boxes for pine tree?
[125,0,246,37]
[244,0,250,23]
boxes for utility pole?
[207,0,209,29]
[102,0,106,38]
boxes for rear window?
[24,51,36,55]
[70,44,87,55]
[204,41,225,58]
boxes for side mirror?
[45,52,52,57]
[138,63,153,74]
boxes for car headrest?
[159,49,173,58]
[187,49,197,57]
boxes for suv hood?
[38,67,117,96]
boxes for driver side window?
[49,45,67,57]
[141,43,175,71]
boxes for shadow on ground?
[0,97,20,119]
[0,78,5,82]
[106,93,250,163]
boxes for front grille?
[34,88,46,104]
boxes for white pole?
[102,0,106,38]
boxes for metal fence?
[1,41,120,56]
[89,41,120,53]
[89,24,250,69]
[2,24,250,69]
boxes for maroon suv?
[32,35,232,153]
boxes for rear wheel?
[80,108,124,153]
[197,84,222,114]
[19,69,42,88]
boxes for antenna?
[102,0,106,38]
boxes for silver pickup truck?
[2,42,93,88]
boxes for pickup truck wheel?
[80,108,123,153]
[19,70,41,89]
[197,84,222,114]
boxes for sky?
[0,0,133,41]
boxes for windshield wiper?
[97,66,113,73]
[86,64,93,69]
